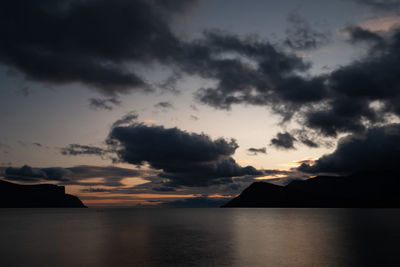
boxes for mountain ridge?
[222,171,400,208]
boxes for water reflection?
[229,208,357,266]
[0,208,399,266]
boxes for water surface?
[1,208,399,266]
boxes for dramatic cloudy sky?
[1,0,400,206]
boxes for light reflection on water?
[0,208,399,266]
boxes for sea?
[1,208,399,267]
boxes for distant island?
[0,179,86,208]
[222,171,400,208]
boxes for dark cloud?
[270,132,297,150]
[298,138,319,148]
[191,30,327,122]
[3,164,143,186]
[40,167,72,181]
[154,101,174,109]
[3,0,400,141]
[298,124,400,174]
[68,165,143,179]
[107,123,262,186]
[302,26,400,136]
[345,26,384,44]
[32,142,43,147]
[291,129,320,148]
[152,186,176,192]
[66,176,125,187]
[5,165,46,181]
[284,12,331,51]
[5,165,70,182]
[0,0,198,95]
[60,144,108,156]
[89,97,121,111]
[247,147,267,155]
[188,24,400,138]
[111,111,138,128]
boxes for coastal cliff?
[0,179,86,208]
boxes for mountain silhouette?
[0,179,86,208]
[222,171,400,207]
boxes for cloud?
[5,165,70,182]
[60,144,108,156]
[247,147,267,155]
[298,123,400,174]
[298,138,319,148]
[290,129,321,148]
[157,71,182,94]
[188,24,400,138]
[3,0,400,141]
[296,25,400,137]
[32,142,43,147]
[107,123,262,186]
[345,26,384,45]
[111,111,139,128]
[193,31,326,119]
[154,101,174,109]
[3,164,144,186]
[284,12,331,51]
[89,97,121,111]
[270,132,297,150]
[0,0,198,95]
[358,15,400,32]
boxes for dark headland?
[0,179,86,208]
[222,171,400,208]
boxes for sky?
[1,0,400,207]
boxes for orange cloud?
[359,15,400,32]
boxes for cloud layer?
[298,124,400,174]
[3,165,143,186]
[0,0,198,95]
[107,123,262,186]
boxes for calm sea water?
[1,208,400,267]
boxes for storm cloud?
[107,123,262,186]
[0,0,197,95]
[298,124,400,174]
[196,24,400,138]
[3,0,400,141]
